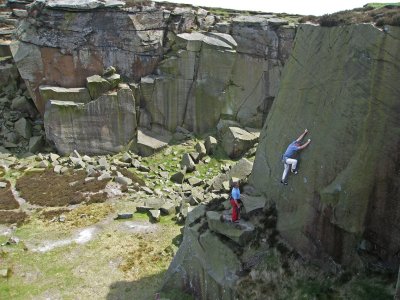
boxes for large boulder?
[221,126,259,158]
[135,128,171,157]
[250,24,400,269]
[44,85,137,155]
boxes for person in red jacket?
[230,181,241,222]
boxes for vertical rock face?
[137,15,295,134]
[44,85,137,155]
[250,24,400,268]
[12,1,166,114]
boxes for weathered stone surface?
[187,177,203,187]
[46,0,125,10]
[0,41,12,57]
[194,142,206,159]
[86,75,111,100]
[149,209,161,222]
[141,32,238,134]
[210,158,253,190]
[44,86,137,155]
[180,153,195,172]
[170,169,185,184]
[0,62,19,92]
[115,213,133,220]
[14,117,31,139]
[160,202,176,215]
[221,127,259,159]
[231,15,289,58]
[250,24,400,268]
[185,204,206,225]
[115,174,132,186]
[241,194,267,213]
[12,9,28,18]
[10,95,37,117]
[163,227,241,299]
[12,5,166,114]
[204,135,217,154]
[39,86,91,104]
[28,135,43,153]
[135,128,171,157]
[105,73,121,89]
[206,211,254,246]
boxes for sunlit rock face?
[12,0,166,114]
[251,24,400,268]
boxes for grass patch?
[1,204,182,299]
[0,210,27,225]
[15,169,110,207]
[343,277,394,299]
[293,278,334,299]
[39,208,71,220]
[0,180,19,209]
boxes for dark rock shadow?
[106,270,194,300]
[106,271,165,300]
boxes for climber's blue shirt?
[283,141,300,159]
[231,187,240,200]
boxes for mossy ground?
[0,180,19,210]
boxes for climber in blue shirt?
[281,129,311,185]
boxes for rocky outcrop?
[250,24,400,268]
[11,0,167,114]
[44,84,137,155]
[139,15,295,134]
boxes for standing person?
[230,181,241,222]
[281,129,311,185]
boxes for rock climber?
[230,181,241,222]
[281,129,311,185]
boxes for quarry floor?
[0,142,214,300]
[0,198,189,300]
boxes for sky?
[154,0,394,16]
